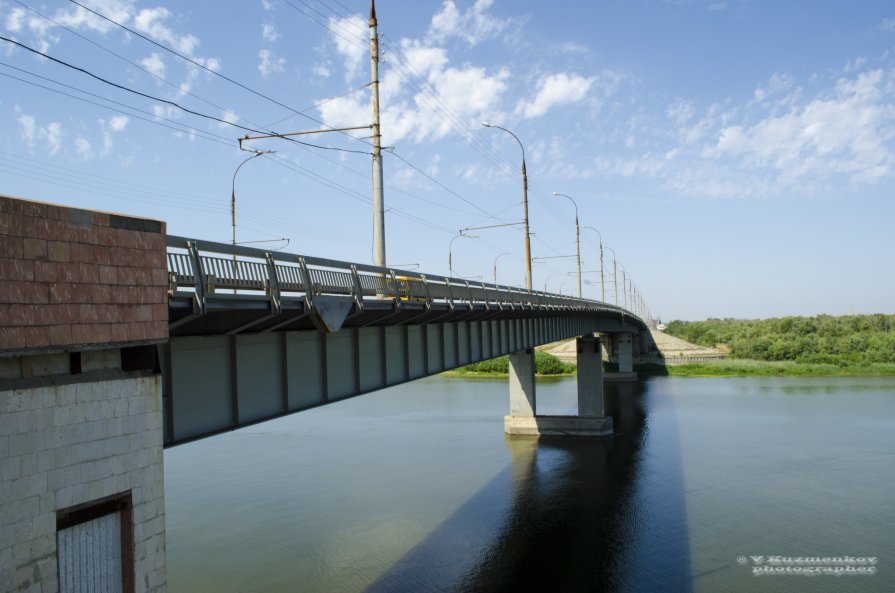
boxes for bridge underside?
[162,294,642,447]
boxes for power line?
[0,36,370,155]
[0,67,235,147]
[66,0,372,146]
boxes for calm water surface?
[164,376,895,592]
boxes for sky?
[1,0,894,321]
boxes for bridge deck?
[161,237,647,447]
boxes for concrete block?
[21,354,69,379]
[0,357,22,380]
[8,431,45,457]
[81,348,120,372]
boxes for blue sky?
[2,0,893,321]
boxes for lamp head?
[481,121,492,127]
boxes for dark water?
[164,376,895,593]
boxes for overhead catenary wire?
[66,0,373,147]
[0,35,372,155]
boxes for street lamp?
[231,150,272,252]
[604,245,618,306]
[582,226,604,302]
[449,233,478,278]
[482,122,532,291]
[493,252,510,285]
[552,192,581,301]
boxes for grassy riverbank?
[639,360,895,377]
[445,351,576,378]
[445,356,895,378]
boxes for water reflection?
[363,381,693,593]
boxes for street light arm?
[482,122,525,163]
[232,150,272,250]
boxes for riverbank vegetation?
[664,314,895,375]
[448,351,575,377]
[637,360,895,377]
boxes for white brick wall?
[1,375,167,593]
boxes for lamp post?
[493,252,510,285]
[552,192,581,301]
[482,122,532,291]
[449,233,477,278]
[231,150,271,252]
[604,245,618,306]
[582,226,604,302]
[618,264,630,310]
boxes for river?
[163,375,894,593]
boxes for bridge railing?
[166,235,643,321]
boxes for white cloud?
[704,69,894,186]
[602,66,895,198]
[428,0,518,46]
[517,72,595,118]
[666,98,695,126]
[879,18,895,31]
[318,37,509,146]
[17,114,36,145]
[258,49,286,77]
[327,14,367,82]
[313,63,331,78]
[53,0,134,34]
[43,122,62,156]
[108,115,129,132]
[216,109,240,130]
[139,52,166,78]
[133,7,199,56]
[75,136,94,160]
[708,2,728,11]
[18,113,64,156]
[262,22,279,42]
[5,7,26,32]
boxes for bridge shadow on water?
[363,381,693,593]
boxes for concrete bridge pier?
[504,336,613,437]
[606,333,637,382]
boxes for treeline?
[665,314,895,364]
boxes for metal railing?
[166,235,644,320]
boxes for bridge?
[1,195,654,592]
[161,235,651,445]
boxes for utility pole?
[370,0,386,269]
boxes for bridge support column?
[504,337,613,437]
[507,348,536,418]
[606,333,637,382]
[577,334,604,417]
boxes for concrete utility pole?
[583,226,604,302]
[370,0,386,269]
[482,123,532,291]
[552,192,581,301]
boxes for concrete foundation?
[504,415,613,437]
